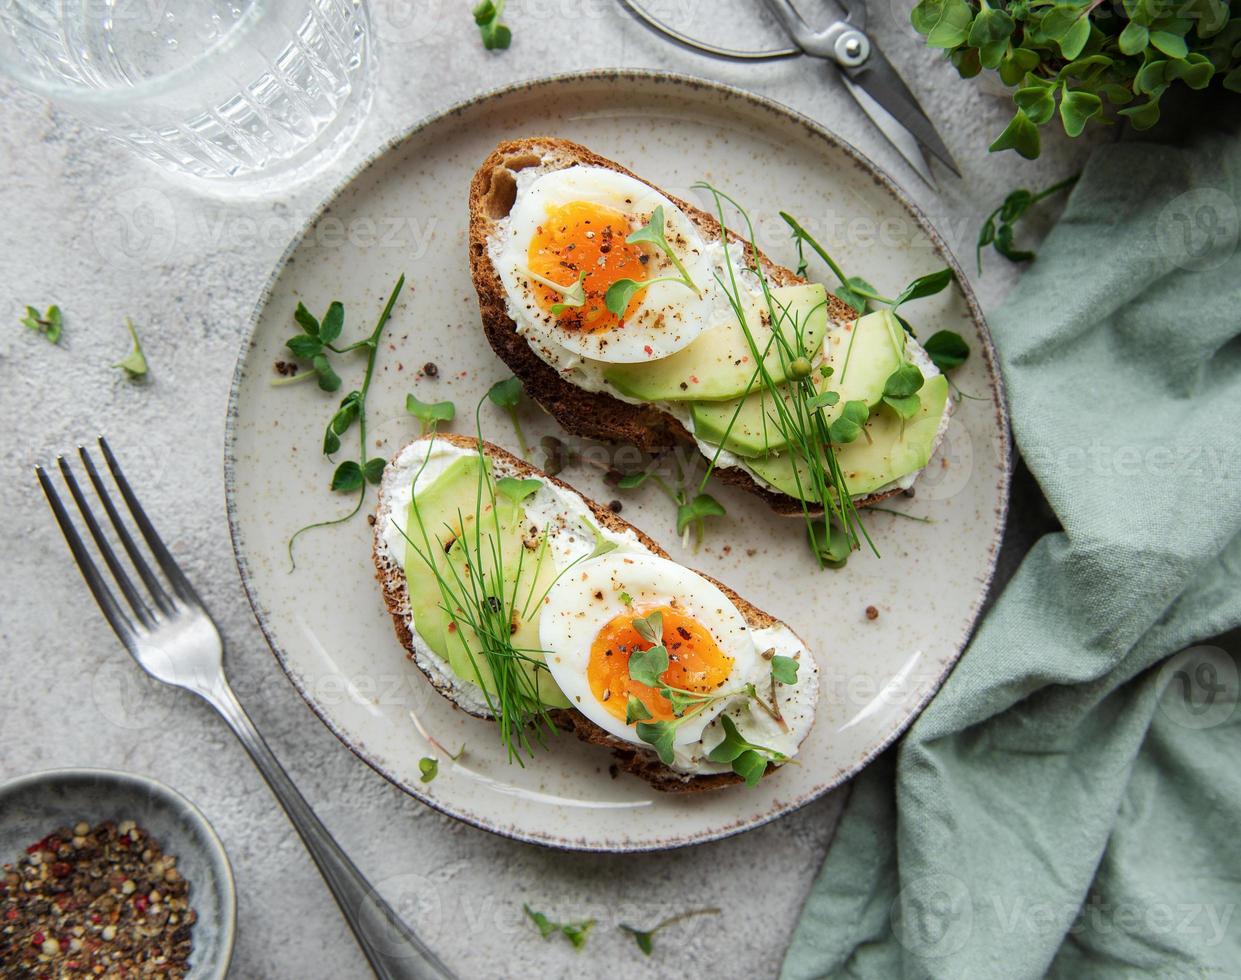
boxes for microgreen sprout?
[614,456,724,551]
[285,275,405,568]
[524,906,594,949]
[488,375,530,457]
[770,655,799,685]
[525,268,586,313]
[706,714,787,787]
[978,174,1079,271]
[20,304,62,344]
[619,908,721,956]
[276,299,348,391]
[922,330,971,373]
[418,757,438,783]
[604,206,700,317]
[114,318,148,378]
[406,393,456,433]
[472,0,511,49]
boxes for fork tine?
[96,437,202,608]
[78,446,176,617]
[36,464,137,649]
[57,456,156,627]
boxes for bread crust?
[466,136,902,515]
[373,433,813,793]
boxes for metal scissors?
[617,0,961,188]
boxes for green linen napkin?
[782,123,1241,978]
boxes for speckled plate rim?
[0,767,237,980]
[223,68,1013,852]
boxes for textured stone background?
[0,2,1095,977]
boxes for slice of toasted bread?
[467,136,906,516]
[373,433,816,792]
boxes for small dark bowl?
[0,768,236,979]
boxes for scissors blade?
[840,75,937,188]
[842,42,962,178]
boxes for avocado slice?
[401,454,571,709]
[744,374,949,501]
[689,368,832,458]
[602,283,829,402]
[688,309,907,458]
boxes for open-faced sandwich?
[373,433,819,790]
[467,138,952,521]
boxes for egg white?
[539,552,766,747]
[494,166,719,363]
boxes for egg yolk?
[587,605,734,723]
[527,200,648,331]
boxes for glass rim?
[0,0,316,107]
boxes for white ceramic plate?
[225,71,1010,852]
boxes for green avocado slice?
[744,374,949,501]
[688,309,907,458]
[601,283,829,402]
[401,454,571,709]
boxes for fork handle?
[201,676,454,980]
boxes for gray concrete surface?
[0,2,1097,977]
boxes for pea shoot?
[472,0,511,49]
[285,274,405,569]
[523,905,594,949]
[978,174,1079,271]
[614,459,725,551]
[114,318,149,378]
[406,394,455,433]
[706,715,788,787]
[20,304,62,344]
[488,375,530,457]
[604,206,700,317]
[619,908,721,956]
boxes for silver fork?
[36,438,454,980]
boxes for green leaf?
[883,362,925,399]
[319,301,344,344]
[605,278,645,318]
[22,304,64,344]
[1168,53,1214,89]
[1224,67,1241,94]
[950,46,983,78]
[619,925,655,955]
[771,655,800,685]
[989,109,1041,159]
[926,0,973,48]
[625,205,669,249]
[294,302,319,336]
[884,394,923,419]
[706,714,748,763]
[287,334,322,359]
[524,905,557,938]
[999,190,1034,223]
[323,428,340,455]
[807,389,841,412]
[331,394,360,435]
[1014,84,1056,125]
[891,268,953,310]
[1100,84,1135,105]
[632,610,663,646]
[808,521,852,566]
[312,354,341,392]
[628,644,669,687]
[331,460,363,492]
[968,5,1015,69]
[1059,16,1091,59]
[1118,96,1162,130]
[1149,30,1188,58]
[635,721,676,765]
[1118,20,1149,54]
[994,224,1037,262]
[828,400,869,444]
[1059,86,1103,137]
[522,904,593,947]
[364,458,386,485]
[496,476,542,503]
[625,695,653,724]
[418,757,438,783]
[999,47,1040,86]
[911,0,944,35]
[675,493,726,535]
[733,749,768,787]
[834,276,877,315]
[923,330,971,371]
[406,393,455,429]
[113,318,148,378]
[616,471,650,489]
[487,375,523,410]
[1135,59,1170,95]
[561,920,594,949]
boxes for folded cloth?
[782,121,1241,979]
